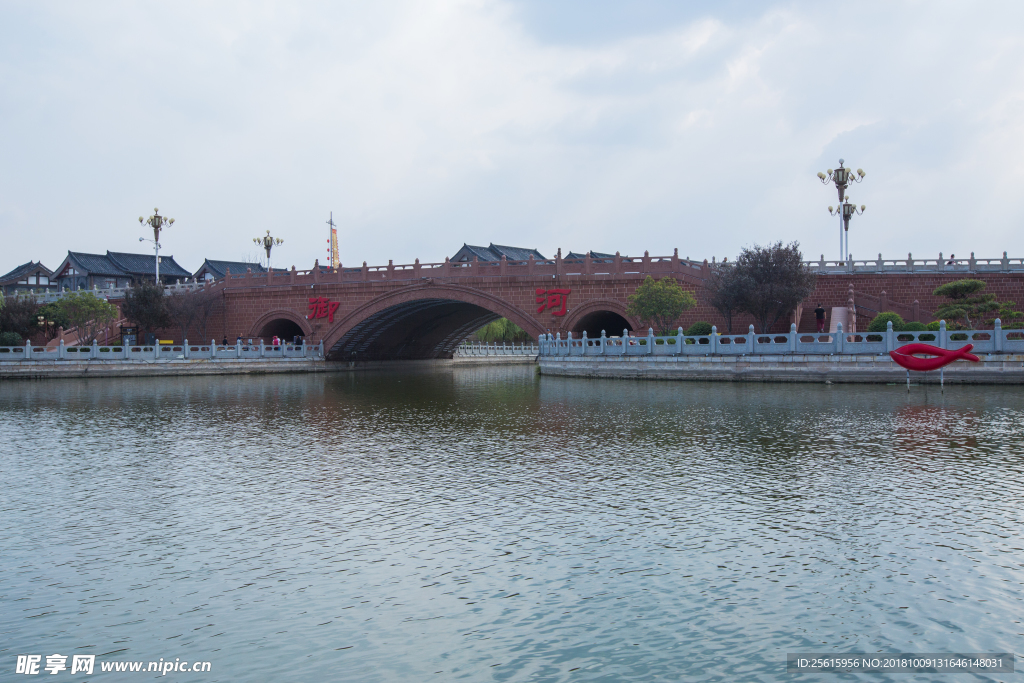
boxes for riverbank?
[0,355,535,380]
[539,353,1024,383]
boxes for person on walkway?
[272,335,280,347]
[947,253,956,265]
[236,335,242,346]
[222,336,228,346]
[815,303,827,333]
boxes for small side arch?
[563,298,639,338]
[248,309,313,340]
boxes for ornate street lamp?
[817,159,865,262]
[138,208,175,283]
[829,200,866,263]
[253,230,284,270]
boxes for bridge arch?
[322,284,546,360]
[564,299,639,338]
[248,309,313,341]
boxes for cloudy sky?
[2,1,1023,276]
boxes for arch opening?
[258,318,305,341]
[572,310,632,338]
[328,298,514,361]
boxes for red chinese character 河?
[535,288,571,316]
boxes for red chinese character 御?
[307,297,340,323]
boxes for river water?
[2,365,1022,681]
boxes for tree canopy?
[932,279,1019,329]
[0,294,39,340]
[731,241,816,333]
[57,292,118,345]
[475,318,531,343]
[626,276,696,335]
[702,264,744,333]
[122,283,168,335]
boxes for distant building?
[450,243,546,263]
[52,251,192,291]
[0,261,57,295]
[565,250,617,263]
[193,260,267,281]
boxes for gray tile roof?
[565,250,617,262]
[195,259,267,278]
[107,251,191,277]
[66,252,128,276]
[0,260,52,283]
[452,243,546,262]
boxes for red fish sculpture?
[889,343,980,372]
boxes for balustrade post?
[362,261,369,281]
[123,341,129,359]
[555,248,562,276]
[790,323,797,353]
[567,331,573,356]
[647,327,654,354]
[25,339,32,360]
[939,252,945,272]
[236,340,241,358]
[154,342,159,360]
[313,260,320,283]
[527,254,534,275]
[500,255,507,276]
[939,320,947,349]
[600,329,607,355]
[835,322,844,354]
[907,252,915,273]
[414,258,421,277]
[623,328,629,356]
[1002,251,1010,270]
[58,338,65,360]
[581,330,588,355]
[614,252,622,275]
[184,339,190,359]
[677,326,683,355]
[886,321,894,353]
[995,318,1003,353]
[876,253,884,270]
[211,340,216,359]
[387,260,394,280]
[710,326,717,355]
[969,252,977,272]
[747,325,755,354]
[444,257,452,277]
[319,339,324,357]
[259,340,265,358]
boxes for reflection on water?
[2,367,1023,682]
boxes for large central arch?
[322,284,546,361]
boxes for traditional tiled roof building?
[450,243,546,263]
[53,251,191,290]
[565,250,617,263]
[193,260,267,281]
[0,261,57,295]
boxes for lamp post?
[138,208,174,284]
[817,159,865,262]
[253,230,284,270]
[829,200,866,263]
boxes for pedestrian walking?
[815,303,827,333]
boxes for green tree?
[867,312,905,333]
[0,293,39,340]
[57,292,118,345]
[121,283,168,339]
[37,301,70,341]
[626,276,696,335]
[702,264,744,333]
[475,318,531,343]
[931,279,1018,329]
[733,241,816,333]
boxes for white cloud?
[1,0,1023,277]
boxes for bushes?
[901,321,927,331]
[868,312,905,332]
[0,331,22,346]
[684,321,713,336]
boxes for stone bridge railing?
[0,339,325,362]
[540,320,1024,357]
[803,251,1023,274]
[455,341,539,356]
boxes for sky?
[2,0,1024,277]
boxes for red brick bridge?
[208,251,1024,361]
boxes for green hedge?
[868,312,905,332]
